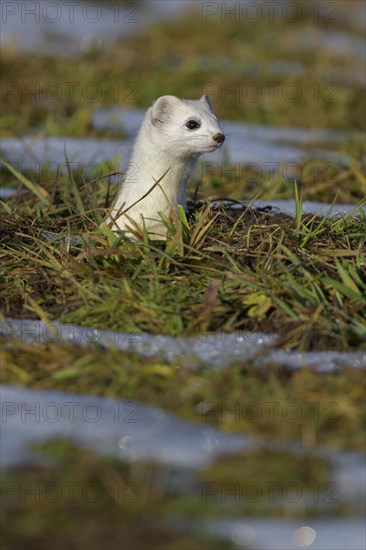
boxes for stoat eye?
[186,119,201,130]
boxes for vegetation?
[1,170,365,349]
[1,1,365,136]
[0,1,365,548]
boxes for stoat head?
[148,94,225,158]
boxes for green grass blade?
[1,157,50,206]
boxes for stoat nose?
[213,132,225,144]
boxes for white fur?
[106,95,224,238]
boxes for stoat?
[106,94,225,238]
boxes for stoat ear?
[150,95,181,126]
[200,94,212,111]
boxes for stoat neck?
[122,138,197,208]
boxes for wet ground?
[1,2,365,549]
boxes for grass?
[1,440,237,550]
[1,341,364,547]
[1,1,365,136]
[0,437,338,550]
[1,341,365,450]
[1,169,365,350]
[0,438,348,550]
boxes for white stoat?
[105,94,225,238]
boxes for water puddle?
[203,518,366,549]
[2,1,365,61]
[1,110,360,175]
[1,384,365,549]
[0,384,255,470]
[211,199,365,218]
[1,0,203,56]
[0,135,131,172]
[1,317,365,372]
[1,384,365,504]
[2,3,364,546]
